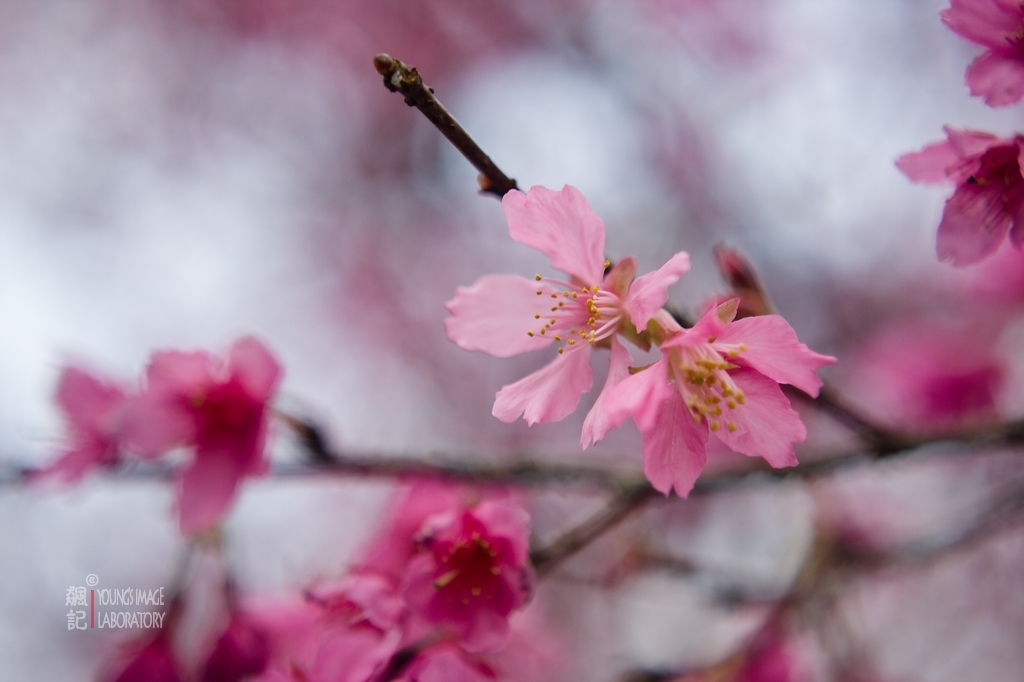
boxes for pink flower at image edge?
[897,126,1024,266]
[941,0,1024,107]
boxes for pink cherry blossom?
[897,126,1024,266]
[402,498,532,653]
[445,184,690,426]
[602,300,836,497]
[941,0,1024,106]
[124,337,283,534]
[106,634,181,682]
[244,591,401,682]
[395,645,493,682]
[40,366,128,482]
[840,320,1004,430]
[200,611,271,682]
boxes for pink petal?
[581,338,633,448]
[228,337,282,402]
[944,125,1004,158]
[343,574,406,632]
[640,393,709,497]
[663,299,739,354]
[176,441,256,534]
[713,315,836,397]
[602,256,638,298]
[941,0,1022,48]
[502,185,606,284]
[112,637,182,682]
[937,181,1013,266]
[121,393,196,458]
[895,140,962,184]
[407,648,491,682]
[146,350,213,394]
[473,500,532,566]
[55,367,125,433]
[312,627,398,682]
[41,442,110,483]
[713,368,804,468]
[492,347,594,425]
[602,357,673,433]
[965,51,1024,107]
[625,251,691,329]
[445,275,556,358]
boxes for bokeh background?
[3,0,1024,680]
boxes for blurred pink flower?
[402,498,532,653]
[244,591,401,682]
[124,337,283,534]
[107,634,181,682]
[839,320,1003,429]
[734,638,810,682]
[603,300,835,497]
[897,126,1024,266]
[395,645,493,682]
[941,0,1024,106]
[41,366,128,482]
[200,611,271,682]
[446,184,689,426]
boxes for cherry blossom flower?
[106,633,181,682]
[244,590,401,682]
[40,366,128,482]
[941,0,1024,106]
[124,337,283,534]
[445,184,690,427]
[840,320,1004,430]
[200,611,271,682]
[897,126,1024,266]
[402,497,533,653]
[602,299,835,497]
[395,645,492,682]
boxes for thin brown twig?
[373,53,519,198]
[530,483,660,576]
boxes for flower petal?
[713,315,836,397]
[492,347,593,425]
[55,367,125,433]
[121,393,196,458]
[445,275,556,358]
[896,139,963,184]
[228,337,282,402]
[40,441,111,483]
[937,181,1013,266]
[581,338,634,448]
[502,185,606,284]
[176,440,257,534]
[625,251,691,329]
[602,357,673,433]
[713,368,804,468]
[941,0,1021,49]
[965,51,1024,107]
[640,393,709,498]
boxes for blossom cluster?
[898,1,1024,266]
[446,185,836,497]
[40,337,282,534]
[104,482,545,682]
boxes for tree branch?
[530,483,660,577]
[373,54,519,198]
